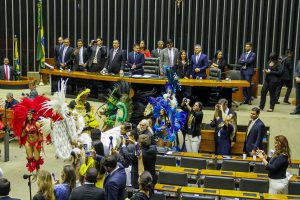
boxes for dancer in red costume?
[13,96,59,173]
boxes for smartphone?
[51,172,57,182]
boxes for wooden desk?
[200,169,236,177]
[290,176,300,182]
[181,186,220,196]
[263,193,300,200]
[177,152,215,159]
[40,69,249,107]
[0,76,35,89]
[154,183,179,197]
[155,165,165,172]
[220,189,260,199]
[201,130,247,154]
[235,172,269,180]
[159,166,199,179]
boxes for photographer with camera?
[181,98,203,153]
[87,37,107,72]
[211,98,237,154]
[120,134,157,190]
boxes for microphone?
[109,136,113,154]
[23,174,32,179]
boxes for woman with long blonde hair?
[33,170,55,200]
[257,135,291,194]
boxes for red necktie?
[5,65,9,80]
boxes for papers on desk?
[222,156,232,160]
[166,151,173,155]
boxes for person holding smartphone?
[257,135,291,194]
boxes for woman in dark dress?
[33,170,55,200]
[174,50,190,78]
[259,52,283,112]
[210,50,227,78]
[216,116,233,155]
[257,135,290,194]
[131,171,153,200]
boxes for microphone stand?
[4,103,9,162]
[26,176,33,200]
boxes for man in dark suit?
[103,155,127,200]
[275,49,294,104]
[0,178,21,200]
[5,93,19,109]
[127,43,145,75]
[72,39,89,71]
[58,38,74,70]
[151,40,164,58]
[69,168,105,200]
[104,40,126,74]
[120,134,157,189]
[291,60,300,115]
[238,42,256,105]
[87,37,107,72]
[189,44,209,79]
[54,36,64,68]
[0,58,18,81]
[244,107,266,156]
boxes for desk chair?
[289,182,300,195]
[226,69,241,107]
[143,57,160,77]
[156,155,177,166]
[158,171,188,186]
[253,163,268,174]
[239,178,269,193]
[181,194,216,200]
[180,157,207,170]
[204,176,235,190]
[221,160,250,172]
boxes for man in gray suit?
[151,40,164,58]
[159,39,179,75]
[0,58,17,81]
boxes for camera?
[216,104,221,109]
[93,40,97,44]
[183,98,189,103]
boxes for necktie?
[246,52,249,60]
[196,54,200,63]
[158,49,160,55]
[5,65,9,80]
[247,120,255,136]
[93,46,100,64]
[112,49,117,60]
[134,53,136,62]
[62,47,68,63]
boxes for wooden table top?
[263,193,300,199]
[154,183,179,192]
[180,186,219,196]
[290,176,300,182]
[200,169,236,177]
[235,172,269,180]
[220,189,260,199]
[175,152,216,159]
[0,76,35,86]
[41,69,250,87]
[160,166,199,175]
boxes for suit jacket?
[0,65,17,80]
[105,48,126,74]
[5,99,19,109]
[127,52,145,75]
[87,45,107,68]
[58,46,74,68]
[238,51,256,75]
[190,53,209,79]
[104,163,127,200]
[54,44,64,66]
[159,48,179,73]
[265,61,284,83]
[151,48,162,58]
[120,145,157,188]
[69,184,105,200]
[72,47,89,71]
[280,58,293,80]
[244,118,266,156]
[182,105,203,137]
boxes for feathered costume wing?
[40,79,80,159]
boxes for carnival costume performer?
[40,79,93,160]
[148,66,186,150]
[69,89,99,130]
[13,96,56,172]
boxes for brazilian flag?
[14,36,20,79]
[36,0,45,70]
